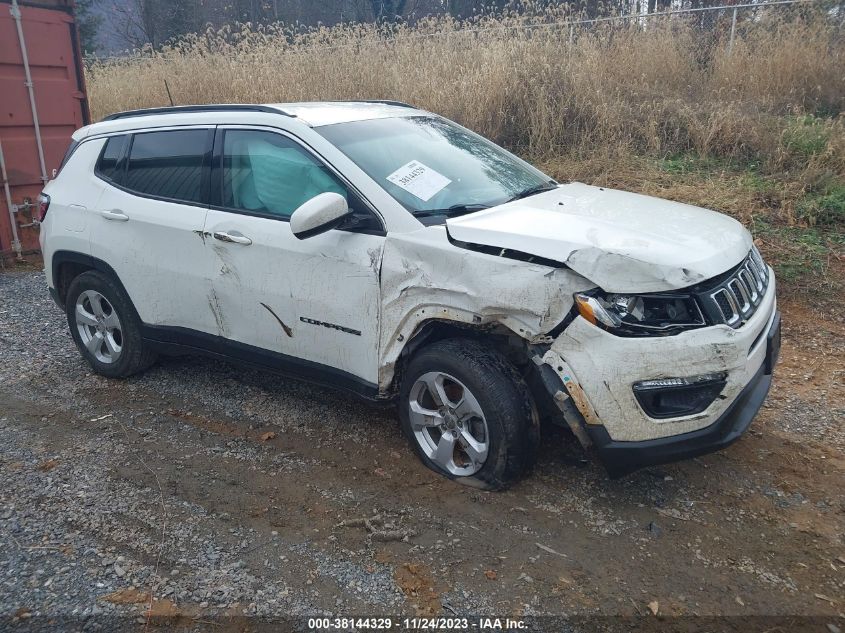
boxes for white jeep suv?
[39,102,780,489]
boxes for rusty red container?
[0,0,89,260]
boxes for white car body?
[40,102,780,479]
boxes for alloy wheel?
[407,371,489,476]
[75,290,123,364]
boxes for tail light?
[38,193,50,222]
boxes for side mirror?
[290,192,351,240]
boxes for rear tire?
[399,338,539,491]
[65,270,156,378]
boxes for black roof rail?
[101,104,294,122]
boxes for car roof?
[271,101,419,126]
[77,101,422,140]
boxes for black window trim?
[209,125,386,237]
[95,126,215,210]
[93,133,129,185]
[58,139,82,175]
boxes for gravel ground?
[1,270,843,632]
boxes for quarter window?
[221,130,350,220]
[125,130,209,204]
[95,135,128,183]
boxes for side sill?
[141,324,385,403]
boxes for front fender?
[377,227,590,391]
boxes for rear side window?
[124,130,209,204]
[95,135,128,183]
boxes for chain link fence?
[558,0,838,53]
[384,0,837,53]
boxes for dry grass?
[87,8,844,159]
[85,7,844,292]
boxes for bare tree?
[109,0,202,49]
[369,0,409,21]
[76,0,103,53]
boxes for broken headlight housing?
[573,289,707,337]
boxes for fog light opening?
[633,373,727,419]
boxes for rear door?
[201,126,385,391]
[90,127,218,335]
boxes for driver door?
[201,127,385,392]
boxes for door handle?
[213,231,252,245]
[101,209,129,221]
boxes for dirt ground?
[1,268,843,632]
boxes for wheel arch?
[52,251,132,310]
[387,318,529,396]
[387,317,564,426]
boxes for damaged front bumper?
[586,344,776,477]
[538,270,780,478]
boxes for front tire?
[65,270,156,378]
[399,338,539,490]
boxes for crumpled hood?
[446,182,752,292]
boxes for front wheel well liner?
[390,320,568,431]
[390,319,529,395]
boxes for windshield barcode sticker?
[386,160,451,202]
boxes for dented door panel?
[202,209,383,383]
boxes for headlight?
[573,289,706,336]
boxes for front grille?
[701,248,769,328]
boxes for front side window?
[95,135,128,183]
[315,116,554,220]
[125,129,209,204]
[221,130,351,220]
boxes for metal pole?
[10,0,49,186]
[728,7,738,54]
[0,138,23,261]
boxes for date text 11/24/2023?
[307,617,527,630]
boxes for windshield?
[315,116,555,219]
